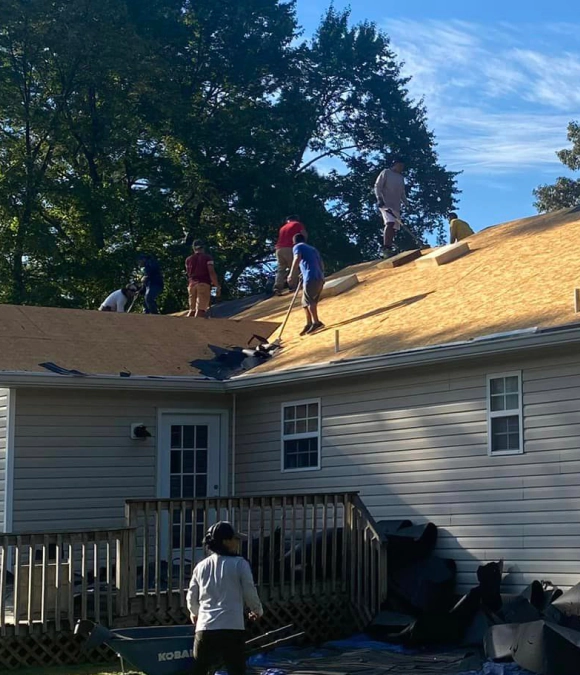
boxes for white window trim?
[280,398,322,473]
[486,371,524,456]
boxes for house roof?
[0,305,278,378]
[235,207,580,375]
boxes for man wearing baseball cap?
[187,521,263,675]
[185,240,221,318]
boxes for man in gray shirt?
[374,158,408,257]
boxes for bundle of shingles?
[366,519,580,675]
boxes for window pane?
[492,416,520,453]
[170,450,181,474]
[171,425,182,449]
[490,378,505,395]
[308,403,318,417]
[505,376,519,394]
[296,419,307,434]
[196,449,208,474]
[196,475,207,498]
[307,418,318,432]
[284,438,319,470]
[284,406,295,421]
[284,421,295,436]
[490,395,505,412]
[505,394,519,411]
[170,476,181,497]
[183,426,195,448]
[296,404,307,419]
[196,426,208,449]
[183,450,194,474]
[183,475,194,497]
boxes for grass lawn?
[14,664,142,675]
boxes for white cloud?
[384,19,580,174]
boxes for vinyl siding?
[235,352,580,593]
[0,389,9,532]
[12,389,230,531]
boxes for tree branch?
[296,145,358,174]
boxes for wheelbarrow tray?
[76,620,302,675]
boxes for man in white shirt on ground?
[187,521,263,675]
[99,283,139,312]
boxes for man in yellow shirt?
[449,213,474,243]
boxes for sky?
[296,0,580,233]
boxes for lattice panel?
[0,594,359,671]
[138,593,359,645]
[0,630,115,671]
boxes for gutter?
[0,371,225,392]
[226,324,580,390]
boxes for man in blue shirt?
[288,233,325,335]
[136,253,164,314]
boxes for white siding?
[0,389,9,532]
[235,353,580,593]
[12,389,230,531]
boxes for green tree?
[534,121,580,212]
[0,1,457,310]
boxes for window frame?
[486,371,524,456]
[280,398,322,473]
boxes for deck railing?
[0,492,386,632]
[0,528,132,635]
[125,492,386,620]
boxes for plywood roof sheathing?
[377,249,422,269]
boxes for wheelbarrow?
[75,620,304,675]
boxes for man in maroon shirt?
[186,240,220,318]
[274,216,306,295]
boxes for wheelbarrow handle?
[245,623,295,646]
[246,631,305,655]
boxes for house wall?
[11,388,230,532]
[0,388,9,532]
[235,348,580,593]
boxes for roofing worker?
[136,253,164,315]
[449,212,474,243]
[187,522,263,675]
[186,240,220,318]
[374,158,408,257]
[274,215,306,295]
[288,233,325,335]
[98,283,139,312]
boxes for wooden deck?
[0,492,386,669]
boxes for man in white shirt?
[187,522,263,675]
[374,158,408,257]
[99,283,139,312]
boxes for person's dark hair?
[391,157,405,166]
[192,239,205,250]
[286,214,300,222]
[293,233,306,245]
[448,212,458,220]
[203,522,241,557]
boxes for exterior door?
[159,414,222,562]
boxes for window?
[281,399,321,471]
[487,372,523,455]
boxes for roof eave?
[226,324,580,390]
[0,371,226,392]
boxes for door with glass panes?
[159,414,221,563]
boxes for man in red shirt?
[274,216,306,295]
[186,240,220,318]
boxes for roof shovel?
[270,279,302,347]
[385,209,428,250]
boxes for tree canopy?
[534,121,580,213]
[0,0,458,311]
